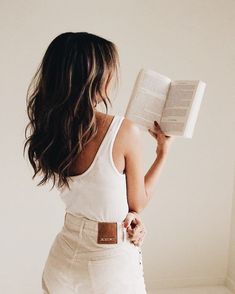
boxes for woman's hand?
[122,211,147,247]
[148,120,174,156]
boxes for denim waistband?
[63,212,127,244]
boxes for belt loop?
[122,225,126,242]
[63,212,67,229]
[119,222,124,243]
[121,224,125,242]
[78,218,85,239]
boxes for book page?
[183,81,206,138]
[160,80,201,136]
[125,69,171,131]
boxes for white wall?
[0,0,235,293]
[226,165,235,293]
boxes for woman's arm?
[124,119,173,213]
[144,151,168,203]
[144,120,174,205]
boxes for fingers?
[154,120,161,130]
[131,216,141,227]
[127,224,147,246]
[122,212,135,228]
[148,120,163,139]
[130,228,146,246]
[132,237,142,246]
[128,222,147,237]
[154,120,164,134]
[127,224,141,236]
[148,128,157,139]
[154,121,168,139]
[148,120,173,144]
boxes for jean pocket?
[88,252,135,294]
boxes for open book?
[124,68,206,138]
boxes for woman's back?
[59,112,129,222]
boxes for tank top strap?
[97,114,124,159]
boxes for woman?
[23,32,173,293]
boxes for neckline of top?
[69,114,118,179]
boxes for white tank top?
[59,114,129,222]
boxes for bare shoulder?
[121,117,140,133]
[120,118,141,154]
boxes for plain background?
[0,0,235,293]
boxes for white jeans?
[41,212,147,294]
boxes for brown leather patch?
[97,222,118,244]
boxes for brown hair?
[23,32,120,190]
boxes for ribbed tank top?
[59,114,129,222]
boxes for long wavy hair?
[23,32,120,191]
